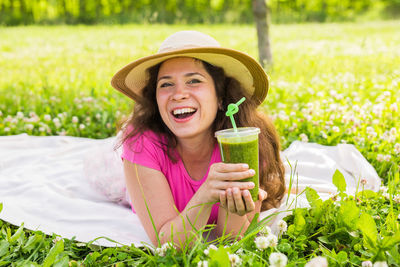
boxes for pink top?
[121,130,221,224]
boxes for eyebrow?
[157,72,205,83]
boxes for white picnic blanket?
[0,134,380,247]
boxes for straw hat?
[111,30,269,105]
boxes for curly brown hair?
[118,58,285,211]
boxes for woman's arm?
[123,160,255,248]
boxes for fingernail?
[243,190,249,196]
[249,169,255,176]
[249,182,255,188]
[242,164,249,169]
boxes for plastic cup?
[215,127,260,202]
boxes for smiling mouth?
[172,108,197,119]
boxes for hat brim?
[111,47,268,105]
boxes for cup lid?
[215,127,260,138]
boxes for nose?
[171,82,189,101]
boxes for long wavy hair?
[118,58,285,211]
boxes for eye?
[188,79,201,84]
[159,82,173,88]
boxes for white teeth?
[173,108,196,115]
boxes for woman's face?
[156,57,219,141]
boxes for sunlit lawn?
[0,21,399,265]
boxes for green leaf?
[356,190,377,199]
[209,246,230,267]
[43,240,64,267]
[0,203,2,213]
[336,251,348,264]
[338,200,359,229]
[8,223,24,244]
[381,232,400,250]
[357,213,378,250]
[22,234,43,253]
[0,240,9,258]
[305,187,323,209]
[332,169,346,193]
[53,255,69,267]
[293,209,306,235]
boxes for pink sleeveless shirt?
[121,130,221,224]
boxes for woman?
[111,30,285,247]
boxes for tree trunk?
[252,0,273,68]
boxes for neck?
[177,132,215,163]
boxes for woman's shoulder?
[123,126,166,151]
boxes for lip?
[170,106,197,123]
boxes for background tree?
[252,0,273,68]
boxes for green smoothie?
[215,127,260,202]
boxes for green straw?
[225,97,246,132]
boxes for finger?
[226,188,236,213]
[258,188,268,201]
[232,187,246,216]
[213,162,249,173]
[212,169,256,182]
[215,180,255,190]
[243,190,255,212]
[219,191,227,209]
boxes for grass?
[0,21,400,266]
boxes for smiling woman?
[111,30,285,247]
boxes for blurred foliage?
[0,0,400,25]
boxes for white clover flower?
[398,214,400,220]
[79,124,85,130]
[95,113,101,120]
[332,126,340,133]
[0,111,2,117]
[278,220,288,233]
[72,116,79,123]
[373,261,388,267]
[255,236,269,250]
[390,103,398,112]
[197,260,208,267]
[374,215,381,220]
[380,186,388,193]
[228,253,242,267]
[393,194,400,204]
[266,234,278,247]
[203,244,218,256]
[259,225,272,235]
[366,126,374,134]
[362,261,373,267]
[86,117,91,122]
[57,130,67,136]
[44,114,51,121]
[16,111,24,119]
[25,124,34,131]
[269,252,288,267]
[4,127,10,132]
[305,256,328,267]
[360,178,367,185]
[394,143,400,154]
[155,242,174,256]
[299,133,309,143]
[53,118,60,124]
[320,131,328,139]
[39,127,45,132]
[376,154,384,162]
[382,192,390,199]
[383,155,391,162]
